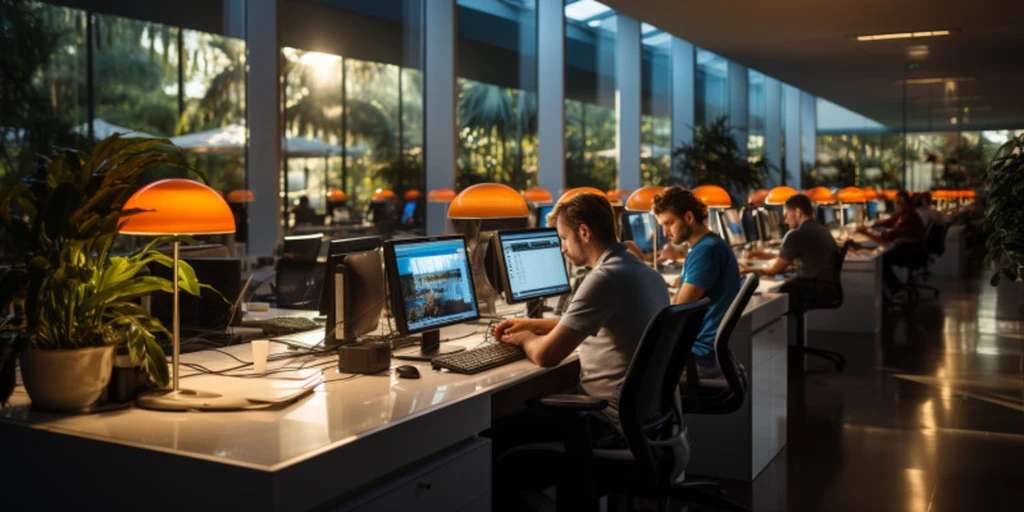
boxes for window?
[696,49,728,127]
[456,0,538,191]
[565,0,618,191]
[748,69,766,160]
[641,22,672,185]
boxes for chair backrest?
[924,222,946,256]
[711,273,760,399]
[830,240,854,307]
[617,299,710,491]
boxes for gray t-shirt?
[558,243,670,428]
[778,220,839,280]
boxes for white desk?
[805,246,886,334]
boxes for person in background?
[914,192,947,229]
[857,190,926,298]
[651,186,739,378]
[292,196,317,226]
[742,194,840,312]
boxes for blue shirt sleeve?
[683,241,721,291]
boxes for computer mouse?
[395,365,420,379]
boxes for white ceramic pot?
[19,345,115,412]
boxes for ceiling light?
[857,29,954,41]
[896,77,974,85]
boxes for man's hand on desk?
[492,318,556,342]
[746,249,774,261]
[658,244,687,262]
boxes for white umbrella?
[73,118,155,139]
[171,123,364,157]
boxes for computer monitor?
[384,235,478,359]
[741,208,760,242]
[718,209,748,247]
[495,228,572,305]
[819,205,836,227]
[759,208,783,242]
[537,204,554,227]
[623,211,659,253]
[149,258,243,330]
[281,233,323,262]
[319,236,385,345]
[400,201,417,225]
[866,201,878,220]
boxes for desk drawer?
[351,439,491,512]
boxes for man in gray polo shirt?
[493,191,669,430]
[743,193,840,309]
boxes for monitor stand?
[526,298,547,319]
[393,329,465,361]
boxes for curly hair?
[547,192,617,245]
[651,186,708,223]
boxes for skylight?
[564,0,611,22]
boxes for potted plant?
[0,135,207,411]
[671,116,768,202]
[984,133,1024,319]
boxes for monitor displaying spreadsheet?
[496,228,572,304]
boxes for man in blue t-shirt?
[652,186,740,377]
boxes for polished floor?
[721,272,1024,512]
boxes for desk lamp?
[448,183,530,315]
[836,187,866,227]
[522,186,553,204]
[806,187,835,205]
[120,179,236,410]
[765,186,798,206]
[625,186,669,268]
[557,187,606,204]
[693,184,731,238]
[428,188,458,234]
[747,189,769,207]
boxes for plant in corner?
[671,116,767,203]
[0,135,207,410]
[984,132,1024,290]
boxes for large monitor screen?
[866,201,878,220]
[400,201,417,224]
[819,205,836,227]
[719,209,748,246]
[497,228,571,303]
[386,237,479,334]
[625,212,659,253]
[760,209,782,242]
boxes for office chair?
[789,240,854,372]
[905,222,945,300]
[498,299,750,511]
[681,273,759,415]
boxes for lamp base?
[135,388,225,411]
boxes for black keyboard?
[431,343,527,374]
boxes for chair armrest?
[536,393,609,411]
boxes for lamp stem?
[652,214,659,270]
[172,240,180,392]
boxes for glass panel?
[696,48,728,127]
[641,22,671,185]
[456,0,538,191]
[748,69,766,160]
[565,0,617,191]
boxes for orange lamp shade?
[805,186,836,205]
[371,188,395,201]
[120,179,235,235]
[329,189,347,202]
[557,187,606,205]
[522,186,553,203]
[747,189,769,207]
[692,185,731,208]
[606,189,632,202]
[448,183,530,219]
[966,190,977,198]
[404,189,423,201]
[882,190,899,200]
[626,186,669,211]
[837,187,867,203]
[428,188,457,203]
[861,187,879,200]
[765,186,799,206]
[227,189,254,204]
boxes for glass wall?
[748,69,766,160]
[564,0,618,191]
[696,48,728,127]
[279,0,423,230]
[641,22,672,186]
[456,0,538,191]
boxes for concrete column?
[671,37,695,176]
[764,76,782,188]
[246,0,281,257]
[424,0,456,235]
[784,84,802,188]
[537,0,564,196]
[728,61,748,158]
[616,15,641,192]
[801,91,817,172]
[222,0,244,38]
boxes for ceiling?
[599,0,1024,131]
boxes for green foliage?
[984,133,1024,287]
[456,79,538,191]
[0,135,209,387]
[672,116,767,201]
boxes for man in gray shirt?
[743,193,840,310]
[493,191,669,429]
